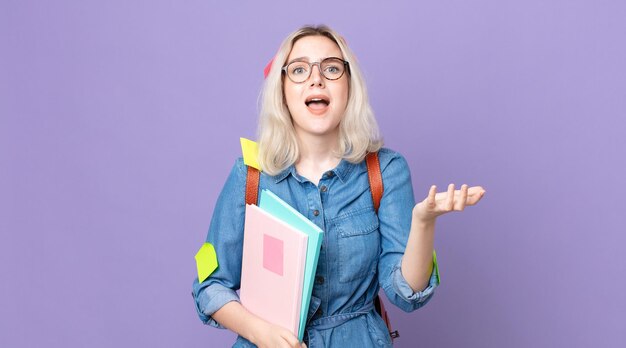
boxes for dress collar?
[272,158,354,184]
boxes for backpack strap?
[245,166,261,205]
[365,152,383,212]
[365,152,400,342]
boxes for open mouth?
[305,96,330,109]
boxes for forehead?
[287,35,343,62]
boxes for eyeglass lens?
[286,58,346,83]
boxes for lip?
[306,105,328,115]
[305,94,330,115]
[305,94,330,104]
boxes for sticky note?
[195,243,218,283]
[240,138,261,171]
[264,57,274,78]
[263,234,284,276]
[433,250,440,284]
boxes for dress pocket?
[335,208,380,283]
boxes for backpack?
[244,152,400,342]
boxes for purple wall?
[2,1,625,347]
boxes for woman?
[192,25,485,348]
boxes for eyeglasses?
[282,57,349,83]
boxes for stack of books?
[239,189,323,341]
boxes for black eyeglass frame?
[281,57,350,83]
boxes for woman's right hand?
[210,302,306,348]
[251,321,306,348]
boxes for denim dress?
[192,148,439,347]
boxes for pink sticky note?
[264,57,274,78]
[263,233,284,276]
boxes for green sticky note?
[433,250,441,284]
[195,243,218,282]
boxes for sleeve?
[191,158,247,328]
[376,151,440,313]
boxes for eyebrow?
[285,56,344,65]
[286,57,311,65]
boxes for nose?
[309,63,325,87]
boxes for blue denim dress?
[192,148,439,347]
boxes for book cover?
[259,189,324,340]
[239,204,308,337]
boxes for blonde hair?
[257,25,383,175]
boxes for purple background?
[2,1,625,347]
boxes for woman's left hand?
[412,184,485,224]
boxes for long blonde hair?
[257,25,383,175]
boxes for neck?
[294,131,342,184]
[297,130,340,161]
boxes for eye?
[323,64,343,76]
[290,62,309,75]
[322,59,344,76]
[325,66,340,74]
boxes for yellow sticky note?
[195,243,218,283]
[240,138,261,171]
[433,250,441,284]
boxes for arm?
[212,302,304,348]
[376,152,437,312]
[191,159,304,348]
[401,184,486,292]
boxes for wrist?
[412,211,436,229]
[247,317,268,345]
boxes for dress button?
[320,185,327,192]
[327,172,334,177]
[315,276,325,284]
[313,209,320,216]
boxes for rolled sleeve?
[389,254,440,311]
[192,283,240,328]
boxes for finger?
[281,333,301,348]
[301,343,307,348]
[466,186,486,205]
[427,185,437,208]
[467,186,485,195]
[456,184,468,211]
[446,183,455,211]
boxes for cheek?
[283,86,302,111]
[335,82,350,110]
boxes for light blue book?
[259,189,323,340]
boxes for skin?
[212,35,485,348]
[402,184,485,292]
[285,36,349,184]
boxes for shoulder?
[230,157,283,186]
[232,157,247,176]
[376,147,410,174]
[222,157,248,188]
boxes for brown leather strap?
[366,152,397,341]
[245,166,260,205]
[365,152,383,213]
